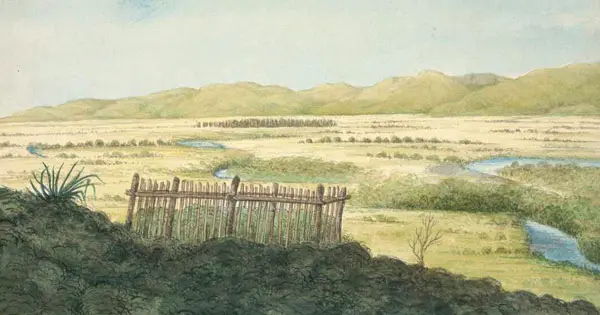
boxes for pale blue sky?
[0,0,599,117]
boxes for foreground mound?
[0,187,597,315]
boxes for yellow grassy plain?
[1,114,600,304]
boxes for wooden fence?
[124,173,351,246]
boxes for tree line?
[197,118,338,128]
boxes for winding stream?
[179,140,600,271]
[467,157,600,272]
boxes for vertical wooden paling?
[175,180,186,240]
[324,187,332,243]
[154,182,165,237]
[289,188,297,243]
[125,173,140,230]
[294,188,302,243]
[187,182,196,240]
[148,180,159,237]
[277,187,283,245]
[267,182,279,245]
[164,177,180,239]
[141,178,152,237]
[337,187,347,242]
[135,178,147,234]
[226,176,241,236]
[315,184,325,244]
[214,183,222,237]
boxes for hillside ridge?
[4,62,600,121]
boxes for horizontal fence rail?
[124,173,350,247]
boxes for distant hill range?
[4,62,600,121]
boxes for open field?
[2,114,600,306]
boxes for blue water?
[26,145,47,158]
[466,156,600,272]
[525,221,600,272]
[466,156,600,176]
[214,169,234,180]
[178,140,226,149]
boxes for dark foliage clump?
[0,187,597,314]
[198,118,337,128]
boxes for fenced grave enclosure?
[124,173,351,247]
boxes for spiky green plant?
[27,162,103,204]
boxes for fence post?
[315,184,325,244]
[337,187,348,243]
[164,177,180,239]
[268,183,279,244]
[125,173,140,230]
[226,176,241,236]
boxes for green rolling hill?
[3,62,600,121]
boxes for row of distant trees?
[197,118,337,128]
[33,139,176,150]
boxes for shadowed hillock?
[0,187,598,315]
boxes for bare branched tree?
[408,213,444,267]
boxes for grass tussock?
[0,187,598,314]
[27,162,103,204]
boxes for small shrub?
[305,138,313,143]
[318,136,332,143]
[409,213,444,266]
[393,152,408,159]
[376,214,401,223]
[494,232,507,241]
[362,137,372,143]
[95,139,105,147]
[495,247,511,254]
[462,248,477,255]
[443,156,463,164]
[391,136,401,143]
[347,137,356,143]
[410,153,423,160]
[426,155,441,162]
[366,153,374,157]
[376,151,389,158]
[415,137,425,143]
[477,232,489,240]
[481,247,493,255]
[342,232,356,242]
[333,136,342,143]
[402,136,414,143]
[56,153,78,159]
[64,141,75,148]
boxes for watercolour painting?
[1,1,600,314]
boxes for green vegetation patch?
[352,175,600,264]
[499,163,600,202]
[211,155,362,183]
